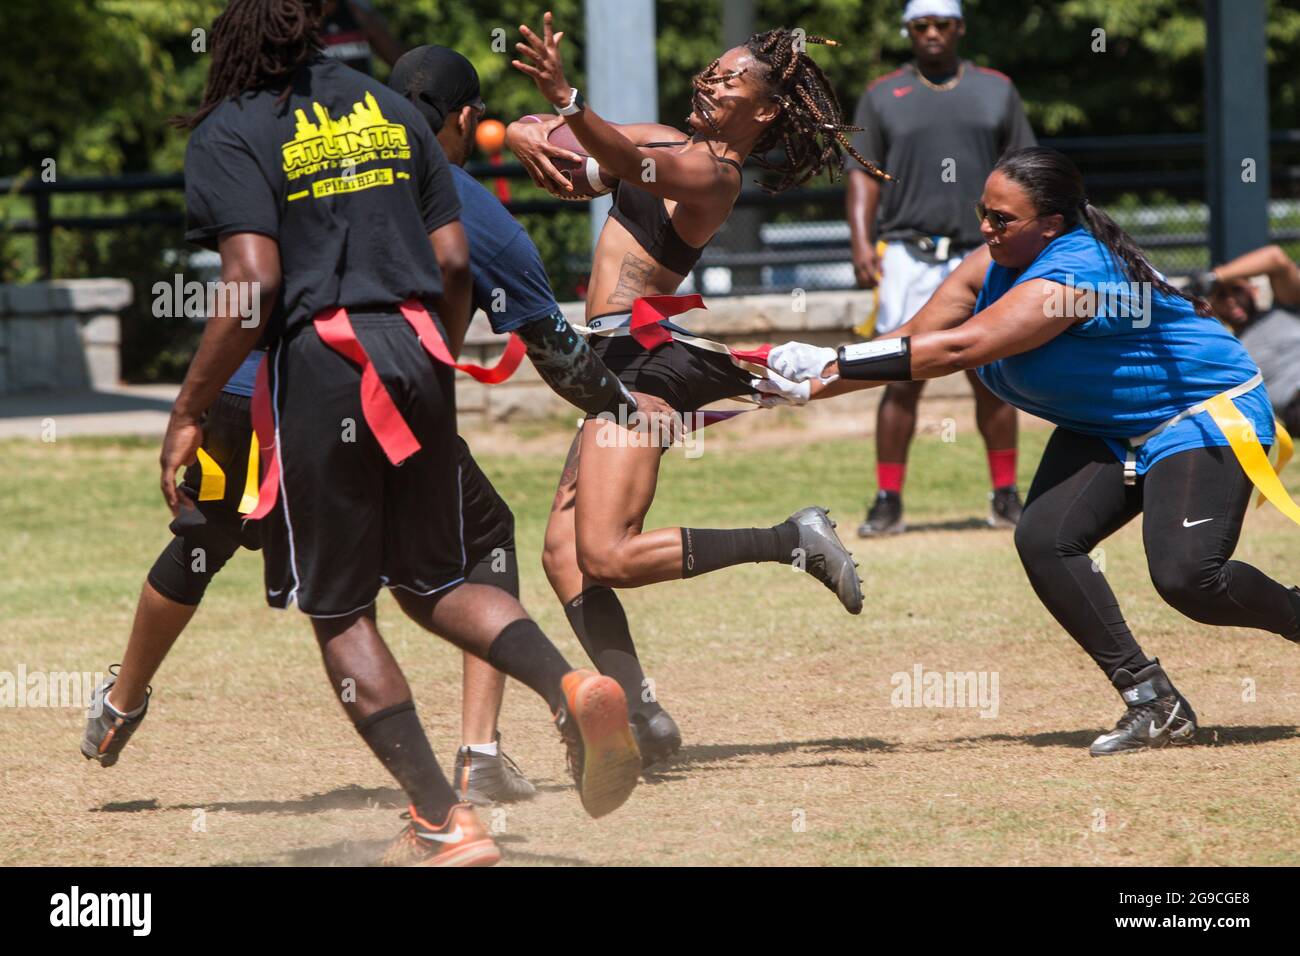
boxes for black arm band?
[836,336,913,381]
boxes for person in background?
[320,0,403,73]
[845,0,1035,536]
[1191,244,1300,437]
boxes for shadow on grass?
[895,517,997,534]
[92,783,405,815]
[672,736,896,769]
[935,724,1298,750]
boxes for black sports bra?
[608,141,742,276]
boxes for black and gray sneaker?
[80,666,149,767]
[858,491,904,537]
[789,506,864,615]
[453,734,537,806]
[631,710,682,769]
[1089,660,1197,756]
[988,486,1023,528]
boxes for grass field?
[2,417,1298,866]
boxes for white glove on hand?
[750,373,811,408]
[768,342,838,383]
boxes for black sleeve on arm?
[416,126,462,232]
[184,128,281,250]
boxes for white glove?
[751,373,811,407]
[768,341,838,383]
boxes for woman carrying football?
[508,13,888,763]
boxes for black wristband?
[837,336,912,381]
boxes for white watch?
[556,87,585,116]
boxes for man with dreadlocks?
[151,0,640,866]
[845,0,1036,537]
[507,14,882,765]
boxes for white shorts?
[870,241,969,336]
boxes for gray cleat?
[453,734,537,805]
[1089,660,1197,756]
[788,506,864,615]
[80,666,149,767]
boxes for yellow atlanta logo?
[281,91,410,179]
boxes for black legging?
[1014,428,1300,678]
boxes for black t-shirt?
[184,55,460,337]
[847,61,1036,247]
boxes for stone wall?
[0,279,131,394]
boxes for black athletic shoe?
[1285,586,1300,644]
[80,666,149,767]
[453,734,537,806]
[789,506,864,614]
[631,710,682,769]
[858,490,904,537]
[1089,660,1197,756]
[988,486,1023,528]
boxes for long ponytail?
[994,147,1210,316]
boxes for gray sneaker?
[789,506,864,615]
[80,666,149,767]
[453,734,537,805]
[1089,660,1197,756]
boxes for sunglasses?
[975,201,1034,234]
[908,18,956,34]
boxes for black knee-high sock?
[485,618,572,712]
[354,701,457,823]
[564,585,660,718]
[680,522,800,578]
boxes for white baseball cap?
[902,0,963,22]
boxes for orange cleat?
[381,803,502,867]
[554,669,641,818]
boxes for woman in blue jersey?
[769,147,1300,756]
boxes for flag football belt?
[573,294,774,387]
[572,294,777,428]
[245,300,526,521]
[1123,371,1300,525]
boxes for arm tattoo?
[606,253,656,308]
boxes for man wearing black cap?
[388,46,689,769]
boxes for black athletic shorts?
[258,312,490,617]
[172,390,262,553]
[588,331,752,413]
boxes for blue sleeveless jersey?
[974,227,1273,475]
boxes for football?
[519,114,617,200]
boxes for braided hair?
[691,28,894,194]
[175,0,323,129]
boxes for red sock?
[877,461,906,494]
[987,448,1017,490]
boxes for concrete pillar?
[1204,0,1270,263]
[584,0,658,254]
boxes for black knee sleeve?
[465,542,519,599]
[145,532,240,607]
[517,312,637,417]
